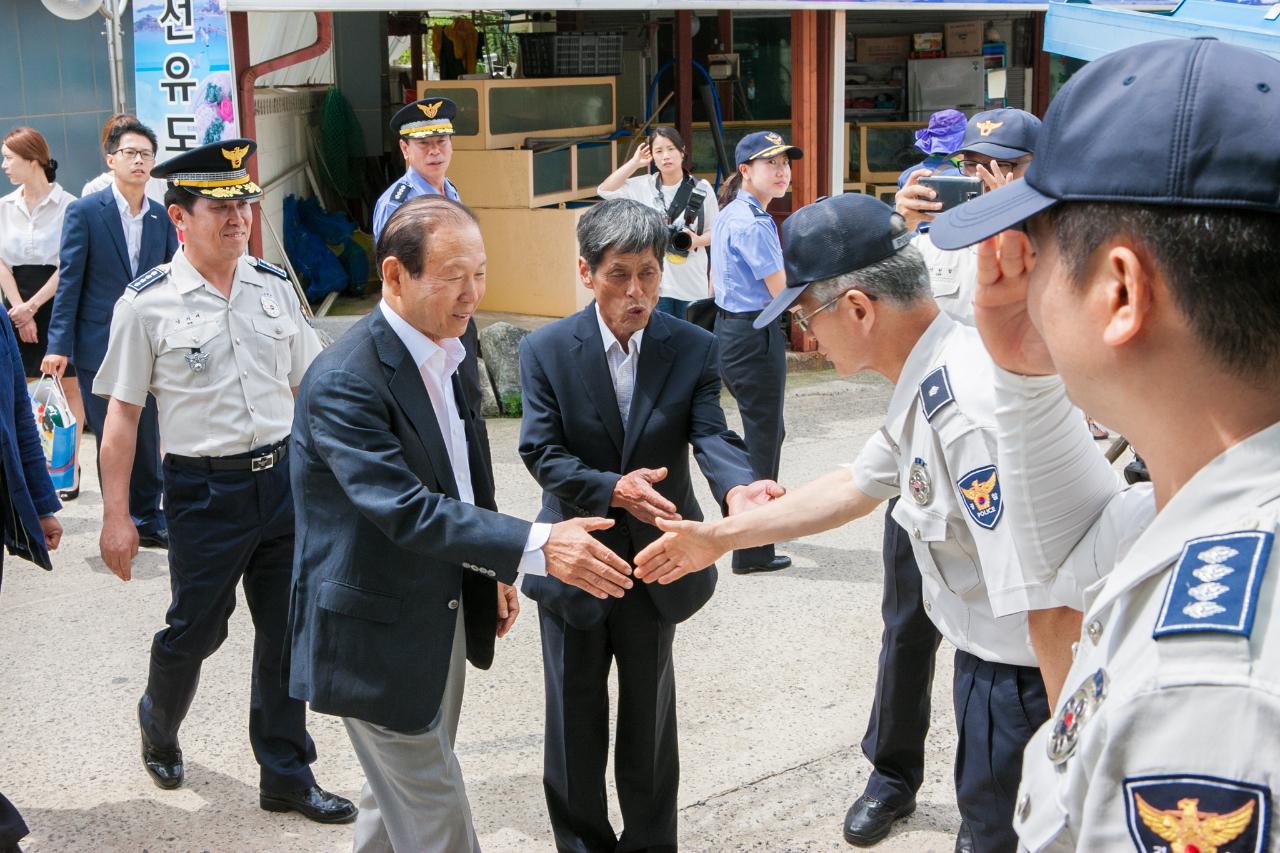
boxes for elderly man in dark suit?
[43,116,174,540]
[518,198,783,852]
[0,304,64,853]
[287,195,635,853]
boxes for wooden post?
[676,12,694,146]
[1032,13,1052,117]
[789,10,820,211]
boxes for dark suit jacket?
[287,307,532,732]
[0,317,59,571]
[518,305,755,630]
[48,187,178,373]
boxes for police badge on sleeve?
[1124,774,1268,853]
[956,464,1003,530]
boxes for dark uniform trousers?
[140,448,317,793]
[713,313,784,568]
[79,365,166,536]
[861,501,942,808]
[538,585,679,853]
[0,538,31,850]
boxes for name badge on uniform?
[957,464,1003,530]
[185,348,209,373]
[908,458,932,505]
[1124,774,1269,853]
[1153,531,1272,638]
[261,295,281,318]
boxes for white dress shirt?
[596,304,643,428]
[0,183,73,268]
[112,182,148,276]
[381,300,549,579]
[82,171,168,205]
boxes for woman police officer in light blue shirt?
[710,130,801,575]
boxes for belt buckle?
[250,451,275,472]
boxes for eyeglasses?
[959,159,1019,177]
[792,290,875,334]
[113,148,156,162]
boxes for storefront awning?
[1046,0,1280,60]
[225,0,1175,12]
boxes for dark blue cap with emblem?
[930,38,1280,250]
[735,130,804,166]
[754,193,913,329]
[152,138,262,201]
[392,97,458,139]
[956,108,1041,161]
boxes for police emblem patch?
[919,366,955,421]
[1124,774,1268,853]
[957,465,1003,530]
[1153,531,1272,639]
[908,458,932,506]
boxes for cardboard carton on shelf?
[913,32,944,52]
[946,21,984,57]
[855,35,911,64]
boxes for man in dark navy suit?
[0,299,64,853]
[43,116,174,544]
[518,199,783,852]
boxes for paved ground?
[0,369,967,852]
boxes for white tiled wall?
[254,88,326,267]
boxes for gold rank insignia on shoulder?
[976,120,1004,137]
[222,145,250,169]
[1124,774,1267,853]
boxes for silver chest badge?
[260,295,281,318]
[1047,668,1108,765]
[185,349,209,373]
[908,458,932,505]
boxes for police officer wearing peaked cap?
[930,37,1280,852]
[92,138,356,823]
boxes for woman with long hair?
[708,130,802,575]
[0,127,85,499]
[597,126,719,318]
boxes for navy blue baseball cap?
[956,108,1041,160]
[735,130,804,166]
[754,194,912,329]
[931,38,1280,251]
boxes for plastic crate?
[519,32,622,77]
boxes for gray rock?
[478,322,531,416]
[475,358,500,419]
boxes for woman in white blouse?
[597,127,719,319]
[0,126,85,498]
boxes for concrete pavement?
[0,370,965,852]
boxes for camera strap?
[654,174,704,234]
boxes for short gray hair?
[806,244,930,312]
[577,198,668,273]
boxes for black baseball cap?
[956,108,1041,160]
[152,138,262,201]
[930,38,1280,251]
[735,130,804,166]
[754,193,912,329]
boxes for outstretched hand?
[611,467,681,526]
[974,230,1056,377]
[543,517,634,600]
[633,517,728,586]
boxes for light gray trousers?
[343,606,479,853]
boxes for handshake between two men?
[541,464,786,600]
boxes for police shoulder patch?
[126,266,168,293]
[956,464,1003,530]
[1124,774,1269,853]
[390,182,411,204]
[1153,530,1272,638]
[919,365,955,421]
[250,257,289,280]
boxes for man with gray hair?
[518,198,782,851]
[634,193,1062,852]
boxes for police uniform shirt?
[914,231,978,326]
[1001,381,1280,851]
[711,190,783,313]
[93,247,322,457]
[371,168,461,244]
[847,311,1035,667]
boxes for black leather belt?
[718,308,762,320]
[166,439,288,472]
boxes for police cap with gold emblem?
[735,130,803,166]
[152,138,263,201]
[391,97,458,139]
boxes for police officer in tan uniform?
[93,139,356,823]
[929,38,1280,851]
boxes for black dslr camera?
[665,186,708,265]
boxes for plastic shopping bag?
[29,375,78,491]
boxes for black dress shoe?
[138,529,170,549]
[260,785,357,824]
[843,795,915,846]
[732,555,792,575]
[954,822,976,853]
[139,699,183,789]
